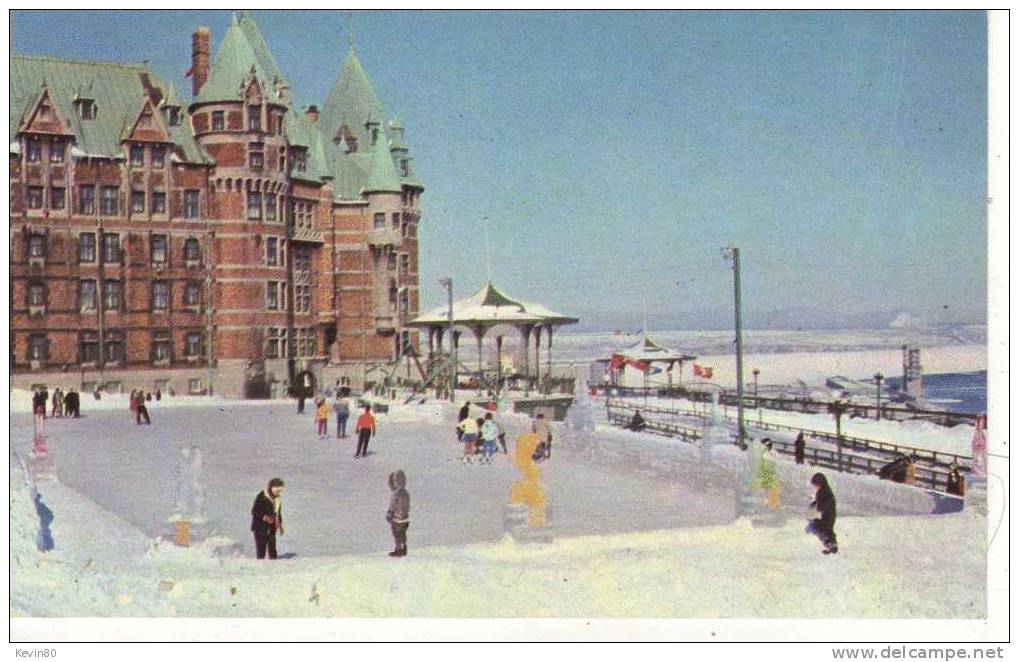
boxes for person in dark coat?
[793,432,806,465]
[251,478,285,559]
[67,388,80,418]
[807,472,838,554]
[629,410,647,432]
[386,469,410,557]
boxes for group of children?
[311,395,377,458]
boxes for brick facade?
[10,16,423,398]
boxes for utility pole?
[721,247,747,448]
[874,372,884,421]
[440,277,454,404]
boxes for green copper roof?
[193,14,282,106]
[362,129,402,194]
[320,48,384,150]
[237,11,287,87]
[160,82,186,108]
[283,110,330,182]
[10,54,209,164]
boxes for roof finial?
[347,10,355,51]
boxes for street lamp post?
[439,278,454,404]
[874,372,884,421]
[721,247,747,449]
[831,399,845,472]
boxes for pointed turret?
[362,122,402,194]
[193,12,282,105]
[320,47,385,151]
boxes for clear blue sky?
[12,10,988,328]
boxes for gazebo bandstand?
[407,282,579,395]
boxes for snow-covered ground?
[10,398,989,626]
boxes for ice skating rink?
[10,402,734,557]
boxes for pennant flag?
[649,366,663,375]
[629,359,650,373]
[608,354,627,371]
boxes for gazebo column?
[473,325,487,389]
[495,335,504,395]
[545,325,554,394]
[427,327,435,359]
[533,326,543,392]
[452,330,461,393]
[519,324,533,392]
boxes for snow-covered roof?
[408,282,578,328]
[613,334,697,362]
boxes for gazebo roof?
[408,282,579,329]
[614,334,697,362]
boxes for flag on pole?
[693,364,713,379]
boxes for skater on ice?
[946,462,966,496]
[51,387,63,418]
[315,397,329,439]
[456,401,472,442]
[480,413,499,464]
[531,413,552,461]
[628,409,647,432]
[251,478,285,560]
[458,415,479,463]
[386,469,410,557]
[135,390,151,425]
[807,472,838,555]
[794,432,806,465]
[334,393,350,438]
[355,405,376,458]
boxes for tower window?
[212,111,225,131]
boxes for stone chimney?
[306,105,319,123]
[191,27,211,97]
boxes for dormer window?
[400,159,410,177]
[50,141,65,163]
[371,128,379,146]
[163,106,181,127]
[76,99,96,120]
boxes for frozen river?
[11,402,734,557]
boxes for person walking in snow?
[457,415,479,463]
[480,413,499,464]
[315,398,329,439]
[251,478,285,560]
[806,472,838,554]
[355,405,376,458]
[794,432,806,465]
[386,469,410,557]
[334,394,351,439]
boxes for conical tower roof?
[362,124,402,193]
[320,47,385,149]
[194,13,282,105]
